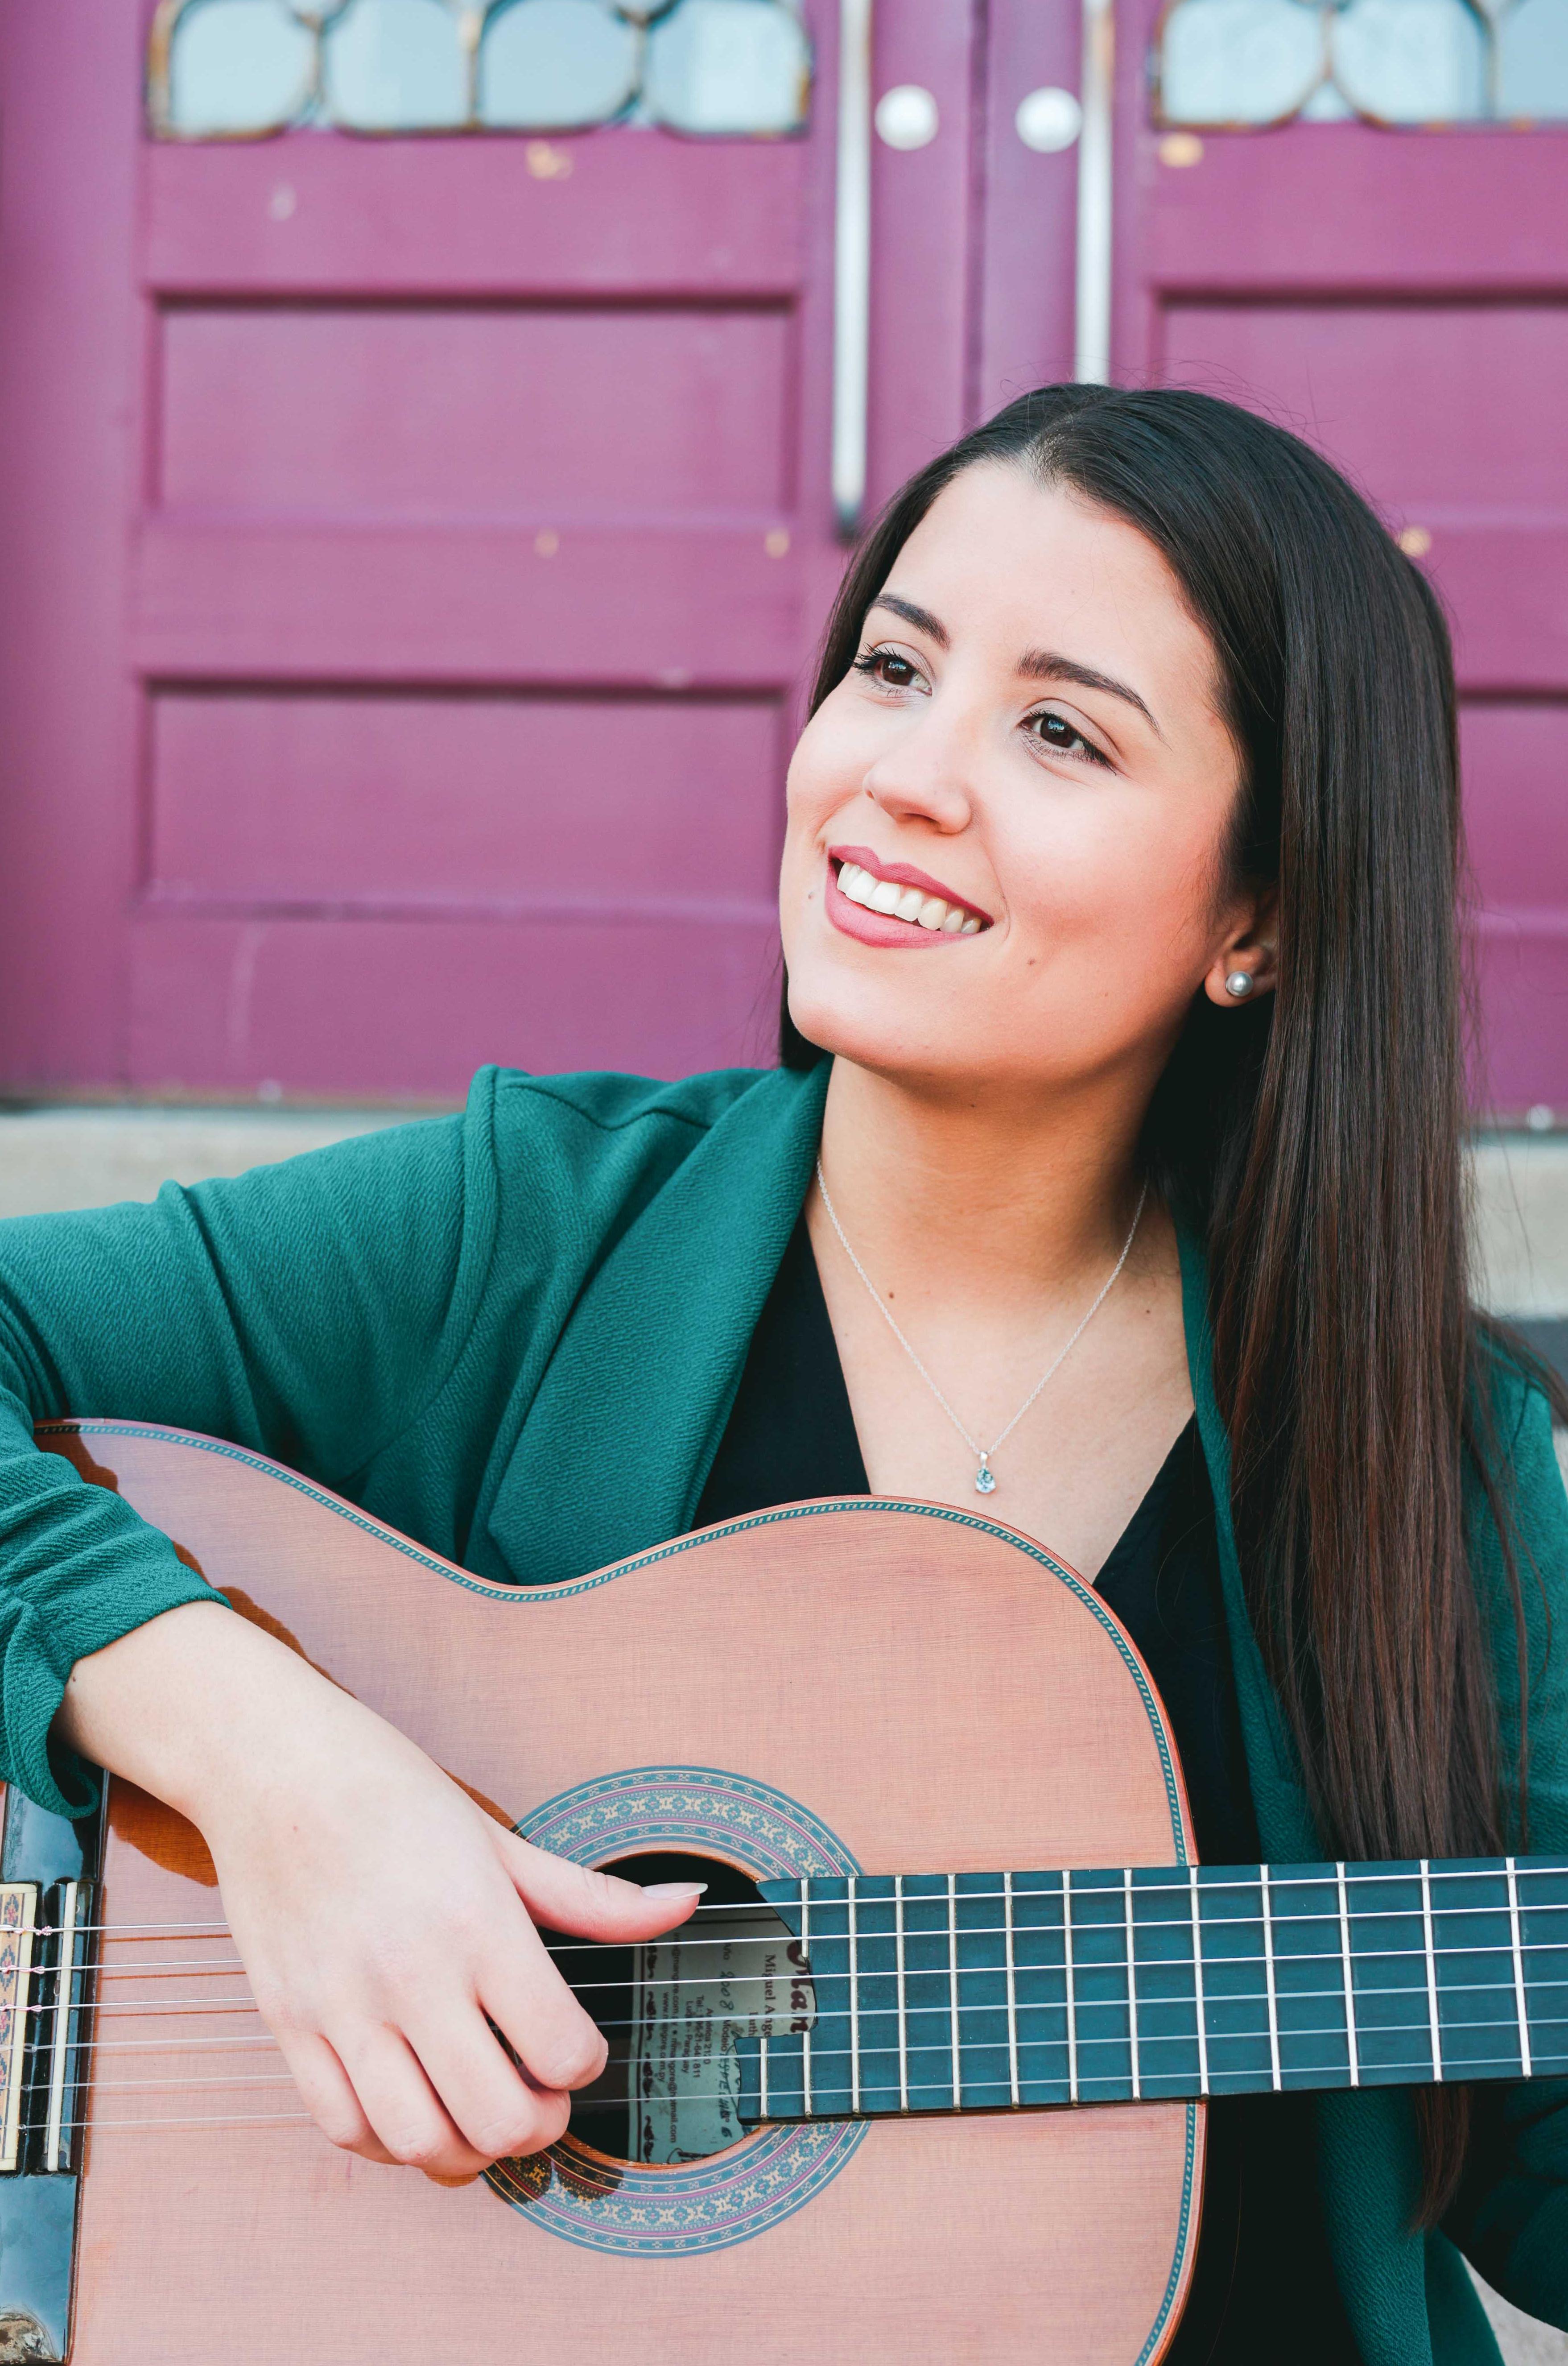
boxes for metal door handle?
[832,0,873,538]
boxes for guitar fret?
[1260,1866,1282,2091]
[895,1874,908,2111]
[1063,1869,1078,2104]
[800,1889,813,2115]
[1507,1856,1532,2079]
[848,1876,860,2114]
[1419,1859,1443,2083]
[947,1874,961,2109]
[1335,1861,1360,2087]
[1003,1870,1020,2107]
[1123,1869,1140,2100]
[1188,1865,1209,2097]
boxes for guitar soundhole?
[558,1849,812,2167]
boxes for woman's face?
[779,463,1268,1101]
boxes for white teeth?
[834,859,986,936]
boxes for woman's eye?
[1026,710,1110,766]
[851,645,922,691]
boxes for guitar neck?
[736,1855,1568,2123]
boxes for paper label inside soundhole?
[486,1765,867,2256]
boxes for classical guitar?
[0,1420,1560,2364]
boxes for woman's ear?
[1201,885,1279,1009]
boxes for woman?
[0,385,1562,2359]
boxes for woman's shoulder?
[485,1060,783,1141]
[472,1057,828,1233]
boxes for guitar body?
[34,1420,1203,2366]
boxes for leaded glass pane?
[322,0,469,129]
[644,0,810,135]
[167,0,316,134]
[478,0,640,130]
[1498,0,1568,116]
[1159,0,1325,124]
[1328,0,1488,120]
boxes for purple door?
[1114,0,1568,1120]
[0,0,978,1099]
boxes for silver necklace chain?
[813,1159,1149,1497]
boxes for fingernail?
[641,1881,708,1899]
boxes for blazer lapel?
[483,1060,830,1589]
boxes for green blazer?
[0,1058,1562,2363]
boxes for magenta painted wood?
[126,914,783,1095]
[974,0,1081,409]
[0,0,147,1087]
[1115,0,1568,1116]
[147,691,784,913]
[159,307,793,515]
[132,521,802,685]
[144,134,806,299]
[864,0,979,507]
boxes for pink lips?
[824,845,992,951]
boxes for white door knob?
[1015,85,1083,151]
[874,83,939,150]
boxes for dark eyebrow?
[867,593,949,647]
[868,598,1160,740]
[1018,649,1162,739]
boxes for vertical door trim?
[833,0,874,533]
[1074,0,1114,383]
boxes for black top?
[697,1216,1361,2365]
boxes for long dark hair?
[782,385,1567,2220]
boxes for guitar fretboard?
[733,1856,1568,2123]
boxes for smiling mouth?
[830,854,990,935]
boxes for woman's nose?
[860,711,976,834]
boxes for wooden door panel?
[127,913,781,1095]
[146,691,785,910]
[1121,0,1568,1114]
[144,136,806,299]
[1462,703,1568,1109]
[0,1,993,1095]
[1139,129,1568,297]
[159,305,794,517]
[133,521,801,682]
[1159,303,1568,513]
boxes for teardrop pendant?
[975,1455,996,1495]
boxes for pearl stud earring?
[1224,970,1255,999]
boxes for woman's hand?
[56,1601,702,2176]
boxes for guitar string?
[27,1920,1568,2020]
[48,1861,1568,1941]
[22,1960,1568,2055]
[26,2006,1568,2137]
[29,1993,1568,2094]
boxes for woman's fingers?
[330,2023,496,2179]
[405,2006,574,2163]
[275,2027,399,2166]
[500,1832,705,1947]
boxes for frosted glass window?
[151,0,811,137]
[166,0,316,134]
[322,0,469,129]
[1155,0,1563,125]
[644,0,810,135]
[1159,0,1325,124]
[479,0,640,129]
[1498,0,1568,116]
[1329,0,1487,121]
